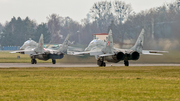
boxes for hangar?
[93,33,108,41]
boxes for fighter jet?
[71,29,168,66]
[11,34,70,64]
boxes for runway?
[0,63,180,68]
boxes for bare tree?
[113,1,134,25]
[89,1,113,32]
[0,23,3,31]
[47,14,62,43]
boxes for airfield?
[0,52,180,100]
[0,63,180,68]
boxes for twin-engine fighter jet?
[11,34,70,64]
[72,29,168,66]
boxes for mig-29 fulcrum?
[70,29,168,67]
[11,34,70,64]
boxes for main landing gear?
[97,60,106,67]
[31,59,37,64]
[52,59,56,64]
[124,60,129,66]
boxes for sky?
[0,0,175,24]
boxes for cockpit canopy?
[20,39,38,50]
[47,44,61,50]
[85,39,105,51]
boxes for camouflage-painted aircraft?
[71,29,168,66]
[11,34,70,64]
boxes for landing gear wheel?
[52,59,56,64]
[31,59,37,64]
[34,60,37,64]
[97,60,106,67]
[97,60,101,66]
[124,61,129,66]
[103,62,106,67]
[31,59,34,64]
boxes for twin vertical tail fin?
[103,30,114,54]
[106,30,114,48]
[131,29,145,53]
[58,34,70,53]
[34,34,44,53]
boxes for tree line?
[0,0,180,50]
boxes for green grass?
[0,51,52,63]
[0,51,95,63]
[0,66,180,101]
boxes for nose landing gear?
[52,59,56,64]
[97,60,106,67]
[31,59,37,64]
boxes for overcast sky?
[0,0,175,24]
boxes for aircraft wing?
[11,49,45,57]
[142,50,168,55]
[71,50,116,58]
[113,48,131,53]
[99,54,114,57]
[114,48,168,55]
[71,50,103,56]
[10,50,31,54]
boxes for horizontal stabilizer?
[145,50,169,53]
[142,53,163,55]
[142,50,165,55]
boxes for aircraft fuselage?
[33,54,64,61]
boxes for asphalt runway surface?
[0,63,180,68]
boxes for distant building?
[93,33,108,41]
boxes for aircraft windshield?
[48,45,60,50]
[20,39,37,50]
[90,39,97,44]
[85,39,105,51]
